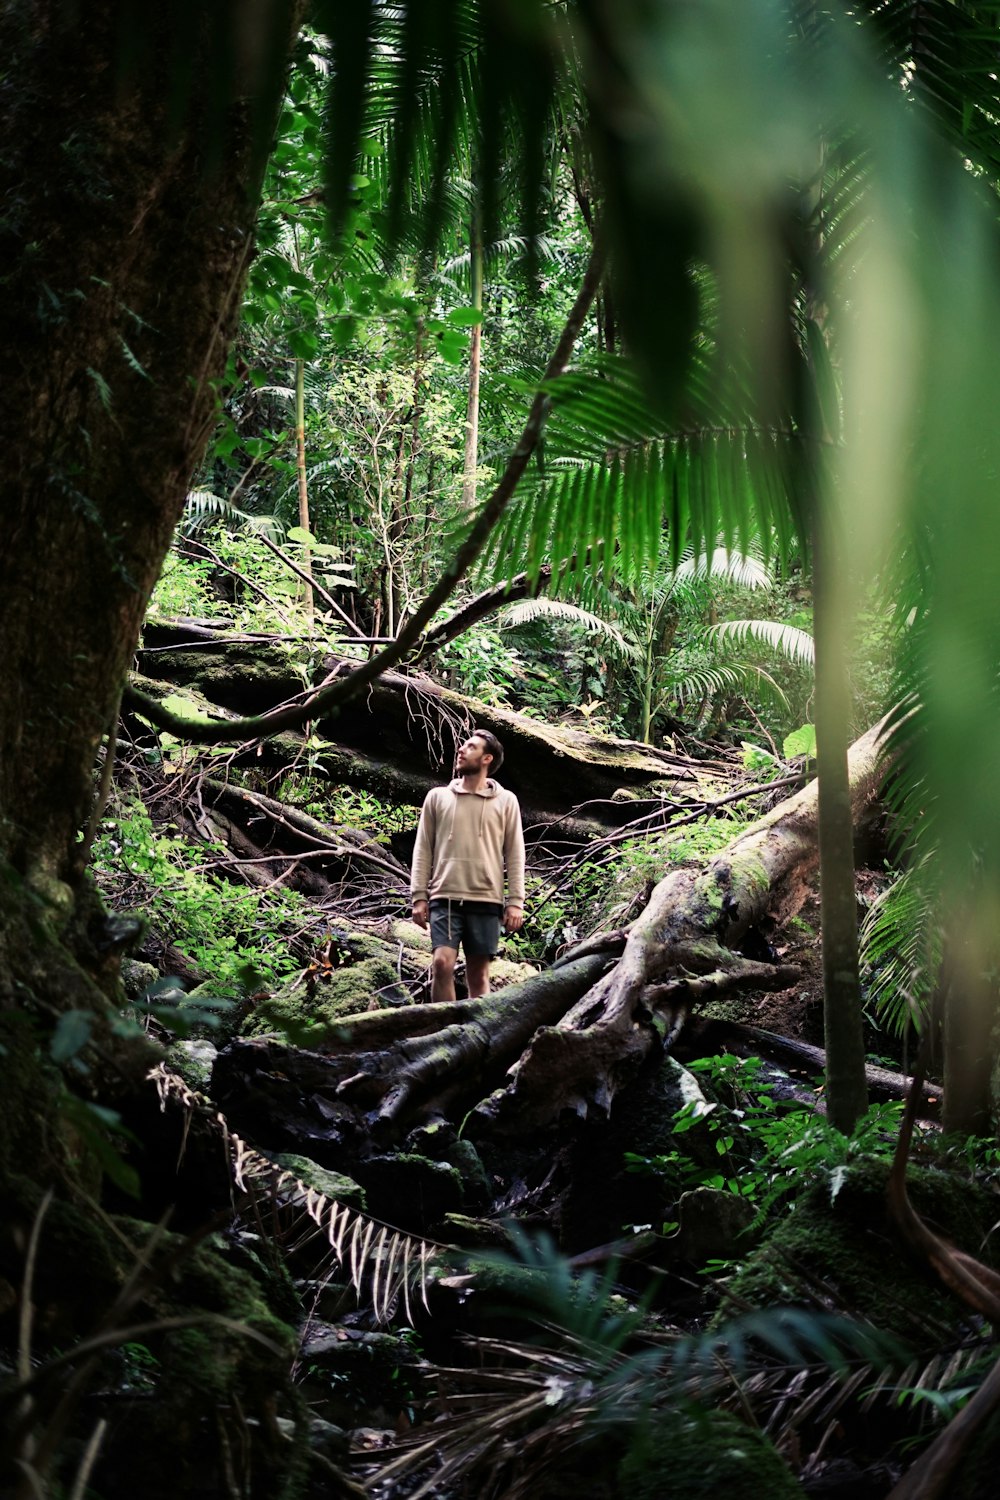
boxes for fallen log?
[466,717,886,1136]
[212,953,611,1155]
[133,623,732,828]
[677,1018,942,1118]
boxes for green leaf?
[288,327,319,360]
[447,306,483,327]
[51,1010,93,1064]
[159,693,205,723]
[331,316,358,347]
[60,1095,141,1199]
[783,724,817,759]
[436,328,468,364]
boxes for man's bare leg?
[431,946,458,1003]
[465,954,491,999]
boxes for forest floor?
[76,690,991,1500]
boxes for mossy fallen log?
[133,622,730,829]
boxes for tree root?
[885,1055,1000,1498]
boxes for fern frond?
[710,618,815,667]
[182,490,281,538]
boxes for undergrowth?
[92,801,306,998]
[625,1054,905,1232]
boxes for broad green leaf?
[51,1010,93,1064]
[447,306,483,327]
[783,724,817,759]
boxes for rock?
[405,1121,492,1209]
[297,1324,424,1427]
[164,1038,217,1093]
[359,1152,464,1232]
[268,1152,367,1211]
[668,1186,756,1265]
[121,957,159,999]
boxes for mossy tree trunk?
[0,3,304,1135]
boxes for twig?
[255,530,366,637]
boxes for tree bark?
[0,3,303,892]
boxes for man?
[410,728,525,1002]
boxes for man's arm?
[410,793,437,927]
[503,795,526,932]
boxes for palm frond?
[673,547,773,591]
[710,618,815,667]
[479,353,801,594]
[181,490,281,538]
[667,662,791,718]
[860,867,941,1037]
[320,0,563,255]
[149,1063,435,1327]
[499,596,635,653]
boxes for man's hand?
[503,906,524,934]
[412,900,429,929]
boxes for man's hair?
[472,727,504,773]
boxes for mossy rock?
[121,957,159,999]
[298,1325,424,1426]
[242,955,409,1037]
[268,1151,367,1211]
[164,1037,217,1092]
[405,1121,492,1209]
[720,1158,1000,1340]
[359,1152,464,1232]
[619,1408,803,1498]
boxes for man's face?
[456,735,491,775]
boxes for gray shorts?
[429,900,503,958]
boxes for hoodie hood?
[448,777,499,797]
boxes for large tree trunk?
[0,5,301,895]
[214,719,886,1147]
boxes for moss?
[268,1152,367,1211]
[361,1152,465,1231]
[121,957,158,999]
[406,1123,492,1208]
[164,1038,216,1092]
[243,955,408,1036]
[619,1408,803,1498]
[298,1328,424,1425]
[117,1228,298,1455]
[720,1159,1000,1339]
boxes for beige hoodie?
[410,778,525,909]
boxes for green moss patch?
[721,1159,1000,1341]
